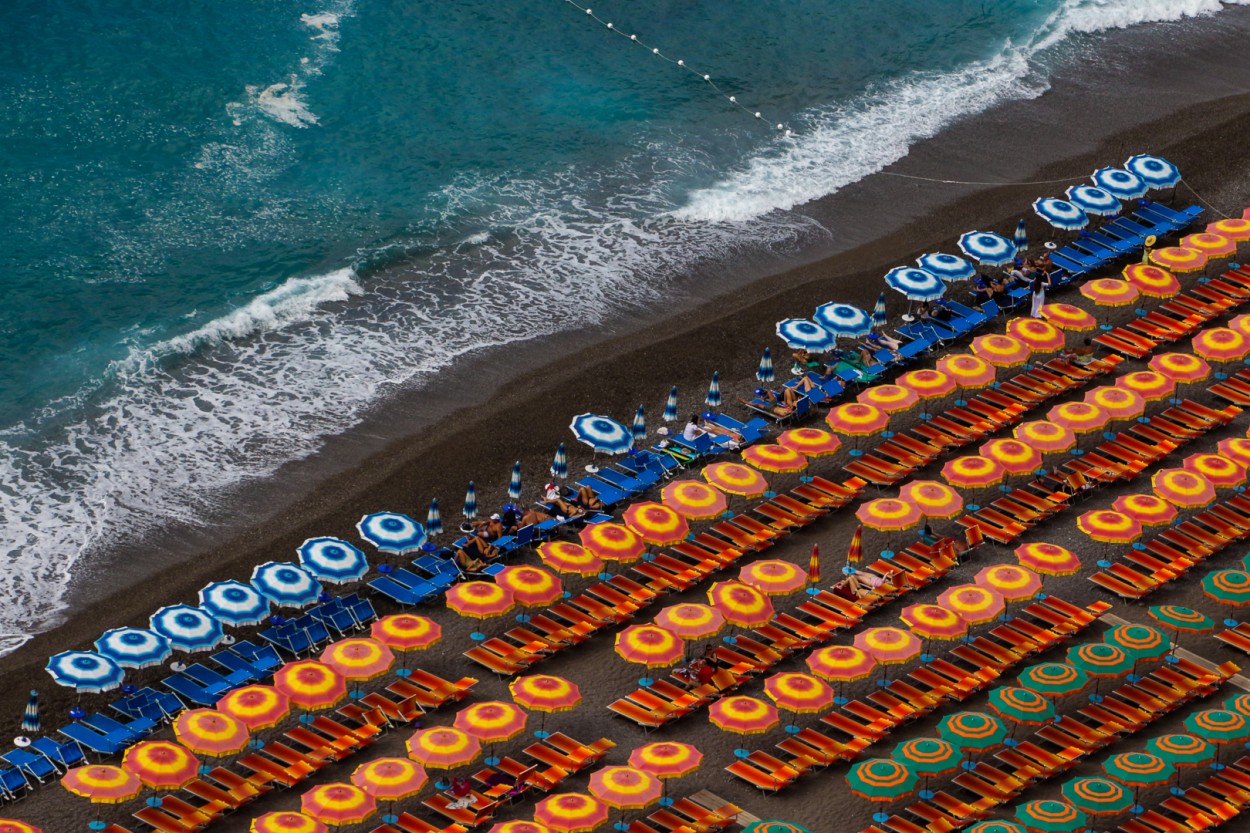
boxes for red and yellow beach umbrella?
[407,727,481,770]
[1115,370,1174,402]
[807,645,876,683]
[777,427,842,457]
[1153,467,1216,508]
[1040,303,1097,332]
[1085,386,1145,420]
[937,584,1006,625]
[491,820,554,833]
[701,462,769,498]
[1193,327,1250,362]
[0,822,40,833]
[1111,494,1177,526]
[319,638,394,682]
[122,740,199,790]
[351,757,428,802]
[901,604,968,641]
[579,522,646,563]
[61,764,142,804]
[371,613,441,652]
[972,333,1031,367]
[899,480,964,519]
[534,793,609,833]
[1013,420,1076,454]
[857,384,920,413]
[764,672,835,714]
[1123,263,1181,297]
[741,444,808,474]
[455,701,528,744]
[1077,510,1142,545]
[898,369,956,400]
[708,696,779,735]
[1207,218,1250,240]
[1232,314,1250,339]
[937,353,997,389]
[496,565,563,607]
[707,580,775,628]
[173,708,249,757]
[510,675,582,715]
[537,541,603,577]
[854,627,922,665]
[251,812,328,833]
[980,438,1043,476]
[1217,437,1250,468]
[1014,542,1081,576]
[1149,246,1207,273]
[856,498,922,531]
[614,625,684,668]
[654,603,725,639]
[660,479,727,519]
[1183,453,1247,488]
[1006,317,1065,352]
[1047,401,1109,434]
[301,783,377,828]
[589,767,661,810]
[942,455,1005,489]
[628,742,703,779]
[826,402,890,436]
[623,501,692,546]
[1180,232,1236,257]
[216,684,289,731]
[739,560,807,596]
[1148,351,1210,383]
[273,660,347,711]
[446,581,517,619]
[975,564,1042,601]
[1080,278,1140,307]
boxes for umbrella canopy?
[942,455,1005,489]
[1181,232,1237,257]
[20,690,39,735]
[301,783,377,827]
[777,427,842,457]
[858,384,920,413]
[1149,351,1211,383]
[371,613,442,652]
[1080,277,1140,307]
[1065,185,1121,216]
[1014,542,1081,576]
[708,696,779,734]
[900,480,964,519]
[660,479,728,519]
[319,638,395,681]
[459,481,476,520]
[569,413,633,454]
[958,232,1017,266]
[988,686,1056,724]
[94,628,172,669]
[1104,624,1170,661]
[917,252,976,281]
[702,462,769,498]
[1147,734,1214,768]
[1033,198,1087,230]
[1014,800,1087,833]
[298,537,368,584]
[579,522,646,563]
[217,684,290,731]
[533,793,608,833]
[757,348,774,383]
[1060,778,1132,816]
[968,823,1028,833]
[885,266,946,300]
[872,291,890,330]
[1218,437,1250,468]
[551,443,568,479]
[1015,219,1028,251]
[738,560,807,596]
[1194,327,1250,362]
[273,660,347,711]
[826,402,890,436]
[510,460,525,500]
[1084,386,1145,419]
[1185,710,1250,745]
[351,757,428,802]
[898,369,955,400]
[937,712,1006,752]
[1228,694,1250,718]
[629,741,703,779]
[971,333,1031,367]
[1125,154,1180,187]
[776,318,837,352]
[509,675,582,714]
[980,439,1043,476]
[706,372,721,409]
[764,672,834,714]
[937,585,1006,625]
[1077,510,1142,545]
[357,512,426,554]
[1005,317,1065,352]
[856,498,922,532]
[1123,263,1181,297]
[1012,420,1076,454]
[1103,751,1174,788]
[0,822,40,833]
[854,627,922,665]
[1046,401,1109,434]
[708,581,775,628]
[252,814,329,833]
[741,443,808,474]
[406,727,481,769]
[1183,452,1247,487]
[1150,246,1207,273]
[1148,605,1214,634]
[1152,467,1216,508]
[893,738,960,777]
[1203,570,1250,606]
[614,625,684,668]
[60,764,142,804]
[427,499,443,537]
[1092,167,1147,199]
[537,541,604,577]
[662,389,678,424]
[173,708,249,757]
[937,354,997,389]
[1017,663,1088,697]
[1115,370,1175,401]
[251,562,322,608]
[589,766,662,810]
[1208,218,1250,240]
[122,740,199,790]
[446,581,517,619]
[455,701,528,743]
[814,303,872,338]
[1066,643,1133,679]
[1040,303,1096,331]
[150,604,224,653]
[975,564,1042,601]
[198,581,270,627]
[846,758,918,801]
[496,565,563,608]
[806,645,876,683]
[901,604,968,641]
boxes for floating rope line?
[1178,178,1232,219]
[562,0,792,136]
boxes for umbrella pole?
[536,711,549,740]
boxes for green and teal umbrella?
[1103,624,1169,661]
[847,758,917,822]
[743,823,812,833]
[1203,569,1250,604]
[1103,751,1174,809]
[1146,734,1214,768]
[1060,777,1133,816]
[1147,605,1214,634]
[1184,709,1250,747]
[1017,663,1088,697]
[938,712,1007,754]
[892,738,960,777]
[966,823,1028,833]
[988,686,1056,725]
[1065,643,1133,679]
[1014,799,1087,833]
[1224,694,1250,719]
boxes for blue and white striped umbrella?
[1014,219,1028,252]
[463,482,478,519]
[814,303,871,338]
[957,232,1016,267]
[508,462,523,501]
[871,292,888,330]
[917,253,976,282]
[631,406,647,444]
[1033,197,1088,230]
[705,372,721,409]
[251,561,322,608]
[1066,185,1122,217]
[21,690,39,734]
[95,627,173,668]
[884,267,946,300]
[426,499,443,537]
[150,604,224,653]
[299,536,369,584]
[46,651,124,693]
[1092,167,1148,200]
[776,318,837,352]
[357,512,426,554]
[198,580,271,626]
[756,348,774,383]
[663,387,678,422]
[569,413,634,454]
[551,443,568,479]
[1125,154,1180,189]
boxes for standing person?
[1029,270,1049,318]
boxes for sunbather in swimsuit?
[791,349,823,375]
[757,386,799,417]
[544,484,585,518]
[520,507,554,526]
[573,484,605,511]
[455,532,500,572]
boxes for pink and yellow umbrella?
[942,455,1005,488]
[446,581,516,620]
[1116,370,1175,401]
[534,793,609,833]
[938,584,1006,624]
[122,741,199,790]
[628,742,703,779]
[1041,304,1097,332]
[854,627,922,666]
[1081,278,1140,307]
[858,384,920,413]
[251,812,328,833]
[1149,246,1207,273]
[708,696,779,735]
[1013,420,1076,454]
[1112,494,1177,527]
[1183,453,1247,488]
[60,764,142,804]
[777,427,843,457]
[1180,232,1236,258]
[980,438,1043,476]
[0,822,40,833]
[621,501,690,546]
[1232,314,1250,339]
[899,369,956,400]
[1047,401,1109,434]
[707,580,775,628]
[1077,510,1142,545]
[975,564,1042,601]
[1217,437,1250,468]
[497,565,563,607]
[856,498,922,531]
[826,402,890,436]
[899,480,964,519]
[614,625,684,668]
[738,560,807,596]
[807,645,877,683]
[510,675,582,715]
[455,701,528,744]
[1207,218,1250,241]
[1084,386,1145,420]
[352,757,428,805]
[764,672,835,714]
[579,522,646,564]
[407,727,481,770]
[653,603,725,640]
[660,479,727,519]
[701,462,769,498]
[901,604,968,641]
[1014,542,1082,577]
[371,614,441,652]
[1124,263,1181,297]
[301,783,377,828]
[1193,327,1250,362]
[537,541,603,577]
[1006,317,1065,352]
[1149,352,1210,383]
[589,766,662,810]
[173,708,249,757]
[491,821,555,833]
[972,333,1031,367]
[273,660,347,712]
[319,638,395,682]
[741,443,808,474]
[1153,467,1216,508]
[937,354,997,390]
[216,684,289,731]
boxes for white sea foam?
[253,77,320,128]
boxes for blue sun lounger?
[369,576,430,606]
[573,477,630,507]
[30,736,85,771]
[212,651,266,683]
[1053,245,1106,270]
[0,767,29,801]
[1139,200,1203,227]
[82,712,155,741]
[1077,229,1137,256]
[230,640,282,671]
[59,721,132,756]
[110,687,183,723]
[1105,215,1166,241]
[593,466,654,494]
[1,749,58,783]
[1133,204,1190,233]
[708,413,770,444]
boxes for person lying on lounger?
[791,349,824,375]
[573,484,606,512]
[685,413,743,447]
[831,571,889,601]
[544,484,585,518]
[755,386,798,417]
[455,531,500,572]
[796,368,838,402]
[520,506,554,526]
[862,333,904,362]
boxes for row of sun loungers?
[1110,755,1250,833]
[1097,265,1250,358]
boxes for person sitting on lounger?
[447,777,476,811]
[455,530,500,572]
[796,367,838,402]
[481,514,506,541]
[520,506,553,527]
[544,483,584,518]
[689,413,743,447]
[919,522,939,546]
[1069,337,1096,366]
[791,349,823,375]
[756,386,798,417]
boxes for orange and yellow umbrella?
[653,603,725,640]
[1217,437,1250,468]
[1111,494,1178,526]
[701,462,769,498]
[1124,263,1181,297]
[1149,352,1210,383]
[1234,313,1250,338]
[455,701,528,743]
[407,727,481,770]
[509,675,582,714]
[1013,420,1076,454]
[1180,232,1236,257]
[371,613,441,652]
[121,740,199,790]
[1047,401,1109,434]
[975,564,1041,601]
[738,560,807,596]
[537,541,604,577]
[1149,246,1207,273]
[899,369,956,399]
[1193,327,1250,362]
[765,672,834,714]
[301,783,377,828]
[1014,542,1081,576]
[588,766,662,810]
[972,333,1031,367]
[980,438,1043,476]
[1116,370,1175,401]
[901,604,968,641]
[173,708,249,757]
[1207,218,1250,240]
[937,585,1006,624]
[777,427,842,457]
[251,812,328,833]
[621,501,689,546]
[1153,467,1216,508]
[216,684,289,731]
[741,443,808,474]
[707,580,775,628]
[826,402,889,436]
[856,498,922,531]
[1006,317,1065,352]
[61,764,142,803]
[319,638,395,681]
[858,384,920,413]
[351,757,428,802]
[614,624,684,668]
[660,479,727,519]
[1081,278,1139,307]
[806,645,876,682]
[446,581,517,619]
[854,627,922,665]
[534,793,608,833]
[579,522,646,563]
[628,742,703,779]
[1183,453,1247,488]
[1041,303,1097,331]
[708,696,779,735]
[273,660,347,711]
[491,821,556,833]
[1077,510,1142,545]
[899,480,964,519]
[937,354,997,389]
[1084,386,1145,420]
[0,822,40,833]
[942,455,1005,488]
[496,565,564,607]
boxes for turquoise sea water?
[0,0,1245,647]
